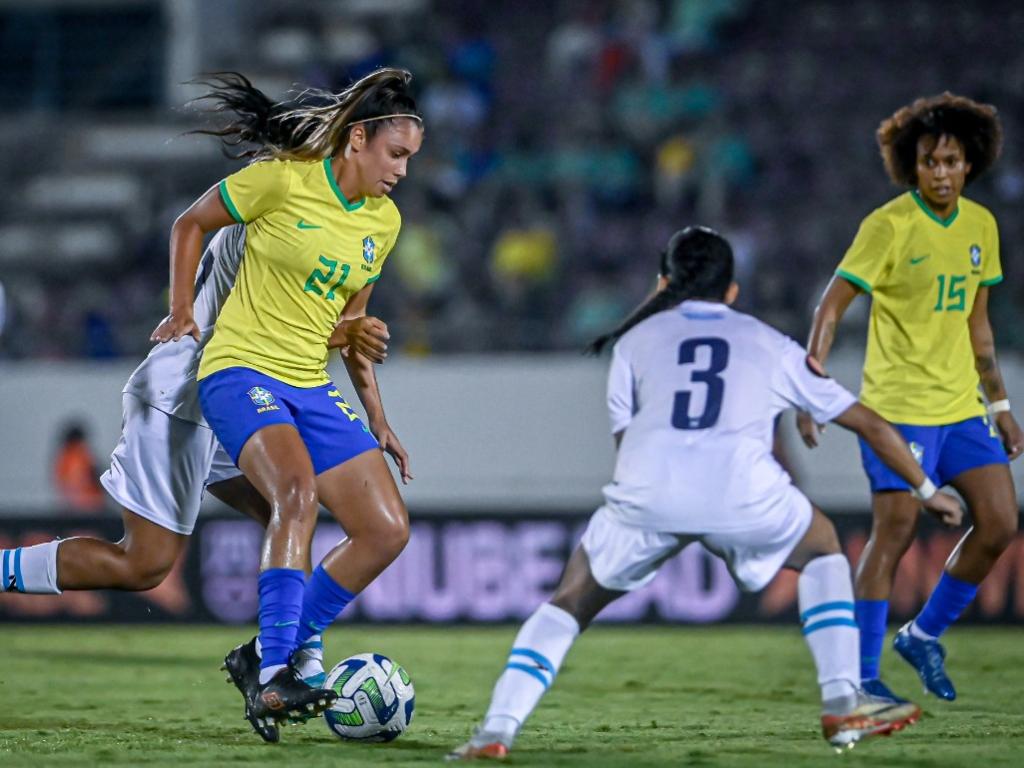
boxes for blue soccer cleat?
[861,678,909,704]
[893,623,956,701]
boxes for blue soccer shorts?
[197,366,378,475]
[859,415,1008,493]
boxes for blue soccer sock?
[912,571,978,639]
[294,565,356,649]
[257,568,306,680]
[855,599,888,681]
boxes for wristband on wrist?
[988,399,1011,415]
[911,477,938,501]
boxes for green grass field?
[1,625,1022,767]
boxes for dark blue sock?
[258,568,306,670]
[855,599,888,681]
[295,565,356,648]
[914,571,978,638]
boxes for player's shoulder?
[958,195,997,228]
[363,194,402,228]
[863,192,917,229]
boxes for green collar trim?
[323,158,364,212]
[911,189,958,228]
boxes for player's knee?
[977,512,1018,556]
[371,509,409,564]
[268,475,319,527]
[121,554,174,591]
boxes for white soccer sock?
[0,541,61,594]
[482,602,580,742]
[294,633,325,680]
[798,554,859,706]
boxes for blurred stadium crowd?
[1,0,1023,360]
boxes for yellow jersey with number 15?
[835,191,1002,425]
[197,158,401,387]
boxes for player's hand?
[330,316,390,363]
[373,421,412,484]
[995,411,1024,461]
[921,491,964,528]
[796,409,825,448]
[150,309,200,343]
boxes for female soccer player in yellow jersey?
[149,69,423,740]
[798,93,1022,704]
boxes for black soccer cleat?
[248,664,338,726]
[222,637,279,744]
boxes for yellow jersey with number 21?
[835,191,1001,425]
[198,158,401,388]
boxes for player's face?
[915,134,971,215]
[357,119,423,197]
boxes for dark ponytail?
[586,226,734,355]
[190,68,422,161]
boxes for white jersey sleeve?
[606,342,635,435]
[771,337,857,425]
[122,225,246,425]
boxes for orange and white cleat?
[445,728,512,761]
[821,691,922,750]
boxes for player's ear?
[349,125,367,152]
[655,275,670,293]
[724,282,740,305]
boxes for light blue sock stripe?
[2,550,9,590]
[13,548,24,592]
[298,640,323,651]
[803,617,859,635]
[799,601,856,622]
[510,647,555,673]
[505,662,550,688]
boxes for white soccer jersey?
[602,300,857,533]
[122,225,246,425]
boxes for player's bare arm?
[336,284,412,482]
[968,286,1024,459]
[797,276,863,447]
[151,184,237,342]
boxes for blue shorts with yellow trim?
[858,416,1008,493]
[198,367,378,475]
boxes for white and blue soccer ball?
[323,653,415,742]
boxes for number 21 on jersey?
[671,337,730,430]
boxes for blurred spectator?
[52,422,105,513]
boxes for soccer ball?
[323,653,415,742]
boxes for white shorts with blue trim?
[99,394,241,535]
[581,484,813,593]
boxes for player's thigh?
[236,424,318,527]
[100,394,216,537]
[785,506,841,571]
[550,545,624,629]
[314,449,407,540]
[949,463,1018,538]
[119,507,188,573]
[868,491,921,548]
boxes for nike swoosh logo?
[272,620,299,628]
[297,220,322,230]
[910,255,930,265]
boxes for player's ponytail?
[191,68,422,161]
[586,227,734,355]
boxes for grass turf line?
[0,625,1022,767]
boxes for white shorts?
[581,485,813,593]
[99,394,241,535]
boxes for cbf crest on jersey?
[362,236,377,264]
[247,386,275,407]
[970,244,982,268]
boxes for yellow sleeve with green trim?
[218,160,292,223]
[980,212,1003,287]
[835,209,896,293]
